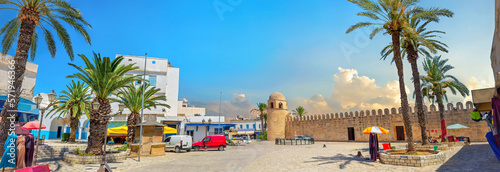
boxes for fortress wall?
[285,101,489,142]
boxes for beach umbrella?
[363,126,389,134]
[447,123,469,129]
[22,121,46,130]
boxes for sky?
[0,0,496,118]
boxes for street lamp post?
[32,90,57,166]
[95,102,125,172]
[202,118,211,151]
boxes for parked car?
[192,135,226,151]
[239,136,252,143]
[164,135,193,153]
[295,135,312,140]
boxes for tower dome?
[269,92,286,101]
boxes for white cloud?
[189,94,255,118]
[290,67,413,114]
[463,77,494,102]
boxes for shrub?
[61,133,70,142]
[260,131,267,140]
[116,145,130,149]
[75,148,94,156]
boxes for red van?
[192,135,226,151]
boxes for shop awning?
[471,88,495,112]
[107,125,177,136]
[185,124,236,127]
[236,129,255,135]
[0,95,39,114]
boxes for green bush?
[260,131,267,140]
[75,148,94,156]
[61,133,70,141]
[116,145,130,149]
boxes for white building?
[0,54,37,99]
[177,101,205,116]
[34,93,90,140]
[229,118,262,131]
[183,116,234,141]
[110,54,180,127]
[35,54,182,140]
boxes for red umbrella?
[22,121,46,130]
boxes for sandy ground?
[18,141,500,172]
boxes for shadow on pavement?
[437,144,500,171]
[304,153,374,169]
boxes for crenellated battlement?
[286,101,474,122]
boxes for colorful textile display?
[0,133,18,170]
[441,119,447,142]
[486,132,500,161]
[16,135,26,169]
[369,133,379,161]
[471,111,482,122]
[491,97,500,146]
[25,134,35,167]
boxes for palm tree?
[0,0,91,152]
[251,103,267,133]
[346,0,452,151]
[381,19,452,145]
[292,106,307,117]
[67,53,139,155]
[263,113,267,130]
[117,83,170,144]
[47,81,91,143]
[421,56,469,142]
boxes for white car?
[164,135,193,153]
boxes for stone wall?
[63,151,127,164]
[379,151,447,167]
[285,101,489,142]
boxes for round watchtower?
[267,92,289,141]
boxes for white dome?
[269,92,286,100]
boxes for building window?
[149,76,156,86]
[270,102,274,108]
[253,124,256,129]
[214,128,223,134]
[240,125,243,129]
[136,80,142,85]
[279,102,283,109]
[259,124,261,129]
[246,124,249,129]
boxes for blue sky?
[0,0,496,117]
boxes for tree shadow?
[304,153,375,169]
[37,158,74,172]
[437,144,500,172]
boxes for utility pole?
[138,53,147,162]
[218,92,222,134]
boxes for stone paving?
[11,141,499,172]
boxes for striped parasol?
[363,126,389,134]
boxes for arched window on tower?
[279,102,283,109]
[270,102,274,108]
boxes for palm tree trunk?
[86,98,111,155]
[391,32,415,151]
[260,112,264,139]
[437,95,447,142]
[0,18,37,155]
[407,46,429,145]
[69,109,79,143]
[127,112,139,145]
